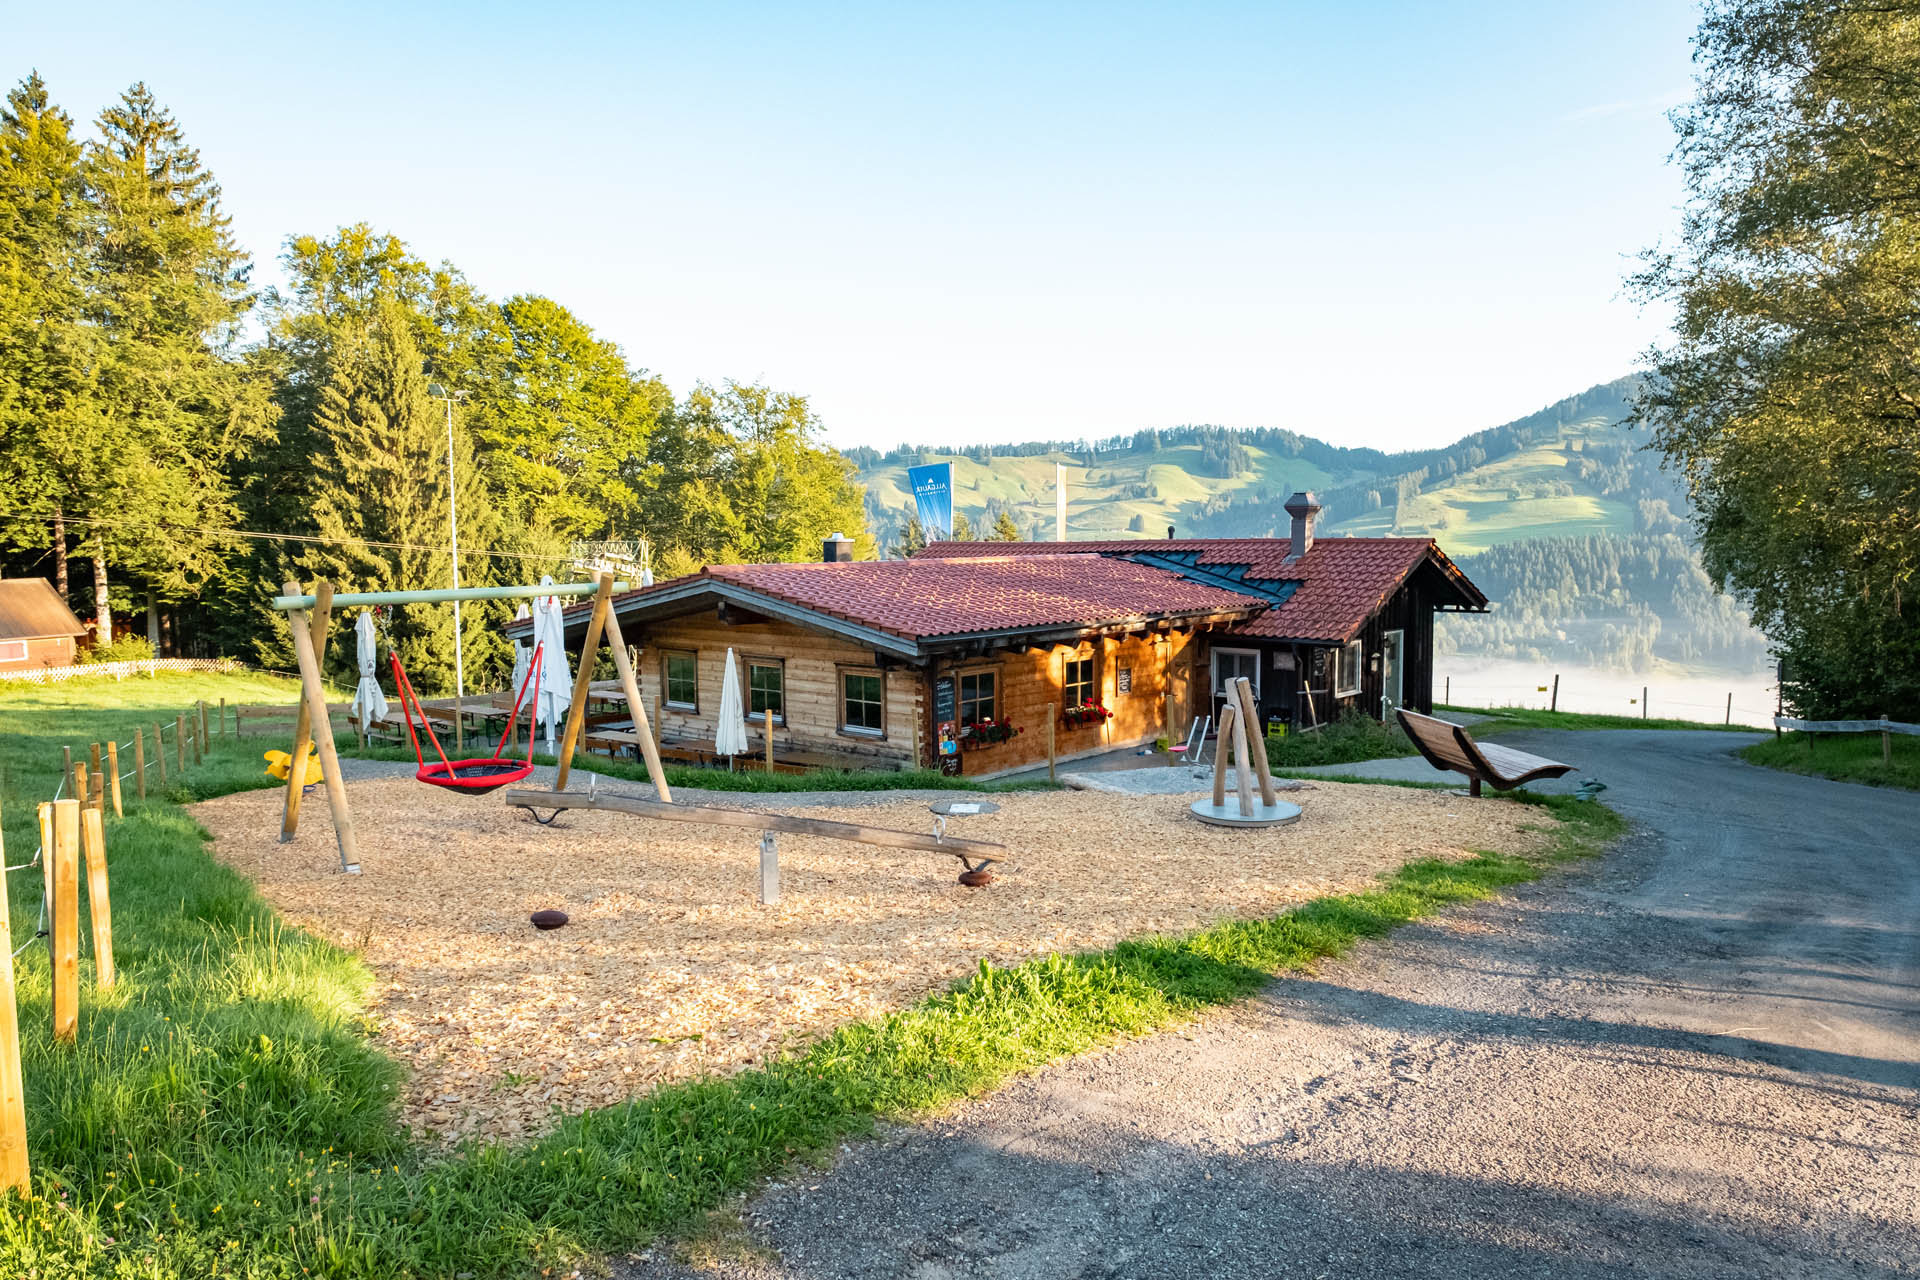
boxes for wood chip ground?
[193,779,1555,1143]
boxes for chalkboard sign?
[1117,665,1132,694]
[933,675,956,724]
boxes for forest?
[0,74,869,693]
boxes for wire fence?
[1436,667,1780,728]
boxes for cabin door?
[1381,629,1405,718]
[1211,647,1261,731]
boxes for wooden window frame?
[1335,639,1363,697]
[0,639,26,663]
[662,648,699,711]
[745,655,786,725]
[1062,650,1097,708]
[957,666,998,726]
[837,666,887,739]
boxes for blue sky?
[12,1,1700,451]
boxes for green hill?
[849,377,1771,675]
[850,376,1655,558]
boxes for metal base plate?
[1187,798,1303,828]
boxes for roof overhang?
[503,577,1265,660]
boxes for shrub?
[81,634,155,663]
[1266,710,1415,767]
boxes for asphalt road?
[620,730,1920,1279]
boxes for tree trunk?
[52,513,68,600]
[92,535,112,645]
[147,596,160,649]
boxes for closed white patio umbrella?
[509,603,532,695]
[349,610,389,728]
[715,648,749,758]
[530,576,573,750]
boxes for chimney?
[1284,491,1320,561]
[823,532,854,563]
[1166,525,1176,540]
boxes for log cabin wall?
[931,627,1204,778]
[627,610,922,767]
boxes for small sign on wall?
[1117,665,1132,694]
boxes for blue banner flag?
[908,462,955,541]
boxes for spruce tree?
[83,82,268,641]
[0,73,96,610]
[989,510,1023,541]
[291,302,500,691]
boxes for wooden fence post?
[62,746,73,799]
[1642,686,1648,720]
[152,723,167,785]
[73,762,87,812]
[175,714,185,773]
[0,794,29,1194]
[219,697,226,738]
[89,743,102,791]
[45,799,80,1043]
[1444,675,1450,705]
[91,769,105,813]
[106,742,122,818]
[1550,674,1559,713]
[189,711,202,766]
[1726,692,1733,726]
[198,700,209,751]
[133,728,146,800]
[1883,711,1892,766]
[81,806,113,989]
[1046,702,1057,782]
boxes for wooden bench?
[1396,709,1574,796]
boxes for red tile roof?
[603,555,1266,644]
[916,538,1483,643]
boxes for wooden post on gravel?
[1232,677,1278,808]
[81,806,113,989]
[280,581,334,842]
[1046,702,1057,781]
[0,795,27,1194]
[107,742,122,817]
[45,799,80,1043]
[1212,704,1236,810]
[285,584,359,874]
[132,729,146,800]
[553,576,614,794]
[152,723,166,785]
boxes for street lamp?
[429,384,469,748]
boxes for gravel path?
[617,729,1920,1279]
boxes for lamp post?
[430,385,469,749]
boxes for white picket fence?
[0,657,243,686]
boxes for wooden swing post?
[599,597,673,802]
[552,576,614,794]
[283,582,361,874]
[280,581,334,842]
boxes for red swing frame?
[389,643,545,795]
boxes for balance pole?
[279,581,334,842]
[600,601,672,802]
[1232,676,1279,807]
[286,593,359,874]
[1212,704,1236,810]
[553,576,614,793]
[0,795,29,1193]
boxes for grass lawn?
[1264,712,1417,769]
[1739,731,1920,791]
[1,670,1623,1279]
[1439,703,1756,734]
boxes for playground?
[192,770,1555,1141]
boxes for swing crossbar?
[269,581,631,612]
[502,789,1006,865]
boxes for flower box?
[1062,700,1114,729]
[959,718,1022,749]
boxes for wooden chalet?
[512,496,1485,778]
[0,578,87,672]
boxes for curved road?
[622,730,1920,1279]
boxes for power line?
[43,514,580,565]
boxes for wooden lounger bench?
[1396,709,1574,796]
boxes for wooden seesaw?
[508,573,1005,900]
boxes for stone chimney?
[1284,492,1320,562]
[823,532,854,563]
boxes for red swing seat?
[389,643,545,796]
